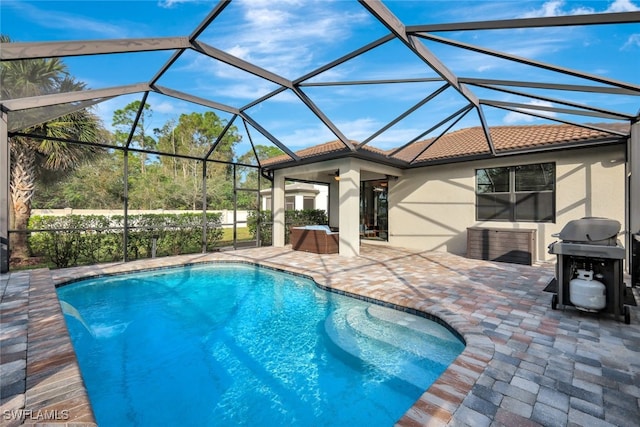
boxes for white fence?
[31,209,250,228]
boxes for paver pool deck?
[1,244,639,426]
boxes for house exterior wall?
[260,185,328,211]
[314,186,329,211]
[388,144,626,262]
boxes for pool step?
[344,305,463,366]
[323,306,459,390]
[364,304,459,344]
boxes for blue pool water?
[57,263,464,426]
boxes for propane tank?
[569,269,606,312]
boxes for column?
[629,120,640,280]
[338,160,360,257]
[272,171,286,247]
[630,120,640,238]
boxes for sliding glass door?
[360,180,388,241]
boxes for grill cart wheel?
[624,305,630,325]
[551,294,558,310]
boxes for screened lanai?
[1,0,640,272]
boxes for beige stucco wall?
[388,144,626,262]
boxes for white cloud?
[226,45,252,61]
[502,100,557,124]
[157,0,204,9]
[172,2,374,103]
[520,0,638,17]
[202,1,370,78]
[153,101,179,114]
[212,83,288,102]
[279,124,336,148]
[521,1,568,17]
[606,0,640,12]
[335,118,380,143]
[622,33,640,49]
[6,1,134,38]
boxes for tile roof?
[261,139,386,166]
[396,123,629,163]
[262,123,629,168]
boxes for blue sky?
[2,0,639,160]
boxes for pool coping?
[1,268,97,427]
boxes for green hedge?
[28,213,223,268]
[247,209,328,245]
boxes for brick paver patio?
[1,244,639,426]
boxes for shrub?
[28,212,224,268]
[247,210,272,245]
[29,215,84,268]
[247,209,328,244]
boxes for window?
[303,196,315,210]
[476,163,555,222]
[285,196,295,211]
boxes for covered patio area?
[2,245,639,426]
[270,158,403,256]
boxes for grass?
[219,227,254,245]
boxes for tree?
[112,100,156,174]
[34,151,123,209]
[1,35,103,259]
[237,145,284,165]
[155,111,242,209]
[235,145,283,208]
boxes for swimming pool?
[57,263,464,426]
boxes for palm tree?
[1,35,102,259]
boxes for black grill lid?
[558,217,620,243]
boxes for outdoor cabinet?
[466,227,537,265]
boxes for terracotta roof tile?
[261,140,385,166]
[402,123,628,163]
[261,140,348,166]
[262,123,629,167]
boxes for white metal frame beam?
[407,11,640,32]
[460,77,640,96]
[1,83,151,111]
[416,32,640,93]
[481,99,630,120]
[0,37,191,61]
[359,0,496,155]
[7,97,111,132]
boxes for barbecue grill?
[548,217,630,324]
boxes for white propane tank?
[569,269,606,312]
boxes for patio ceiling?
[1,0,639,169]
